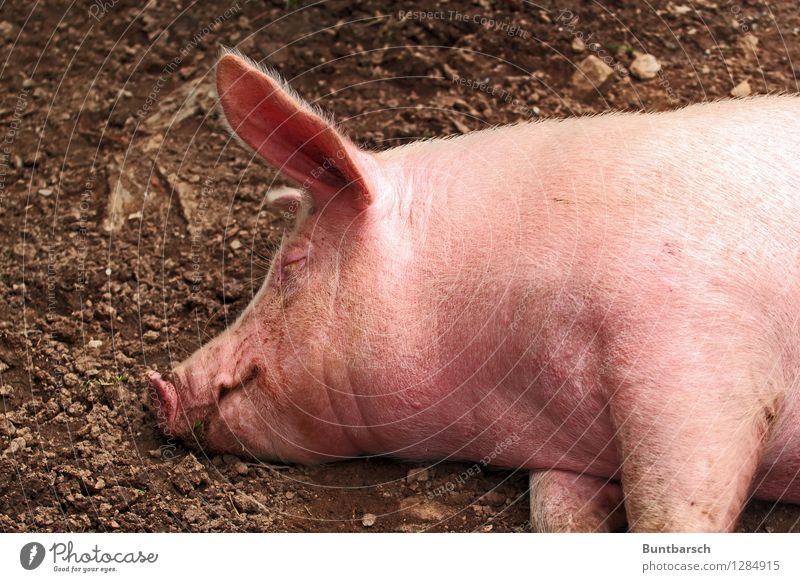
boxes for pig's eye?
[281,256,306,276]
[270,255,307,291]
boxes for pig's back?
[375,97,800,491]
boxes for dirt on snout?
[1,0,799,532]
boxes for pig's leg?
[610,343,779,532]
[529,470,626,532]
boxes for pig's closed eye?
[270,254,308,291]
[281,256,307,276]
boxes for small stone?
[87,339,102,349]
[38,188,53,197]
[0,360,8,374]
[571,55,614,91]
[229,239,242,251]
[110,520,120,529]
[0,384,13,397]
[731,80,752,98]
[284,491,295,500]
[0,21,15,38]
[22,78,35,88]
[670,5,692,16]
[94,478,106,491]
[234,462,249,476]
[571,37,586,53]
[361,513,377,527]
[738,33,759,55]
[630,53,662,81]
[143,330,160,342]
[406,467,430,484]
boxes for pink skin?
[148,50,800,532]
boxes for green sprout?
[605,42,636,58]
[192,420,206,441]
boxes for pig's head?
[147,50,398,463]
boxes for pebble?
[361,513,377,527]
[670,5,692,16]
[87,339,102,349]
[730,80,752,97]
[571,55,614,91]
[571,37,586,53]
[234,462,249,476]
[738,33,759,55]
[284,491,295,500]
[406,467,430,484]
[630,53,662,81]
[229,239,242,251]
[143,330,160,342]
[0,21,14,38]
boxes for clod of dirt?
[399,496,449,523]
[232,492,265,514]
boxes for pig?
[147,49,800,532]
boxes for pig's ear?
[216,51,372,211]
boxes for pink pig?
[147,50,800,532]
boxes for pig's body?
[147,51,800,531]
[307,97,800,496]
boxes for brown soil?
[1,0,799,532]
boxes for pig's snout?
[147,370,179,436]
[146,336,256,444]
